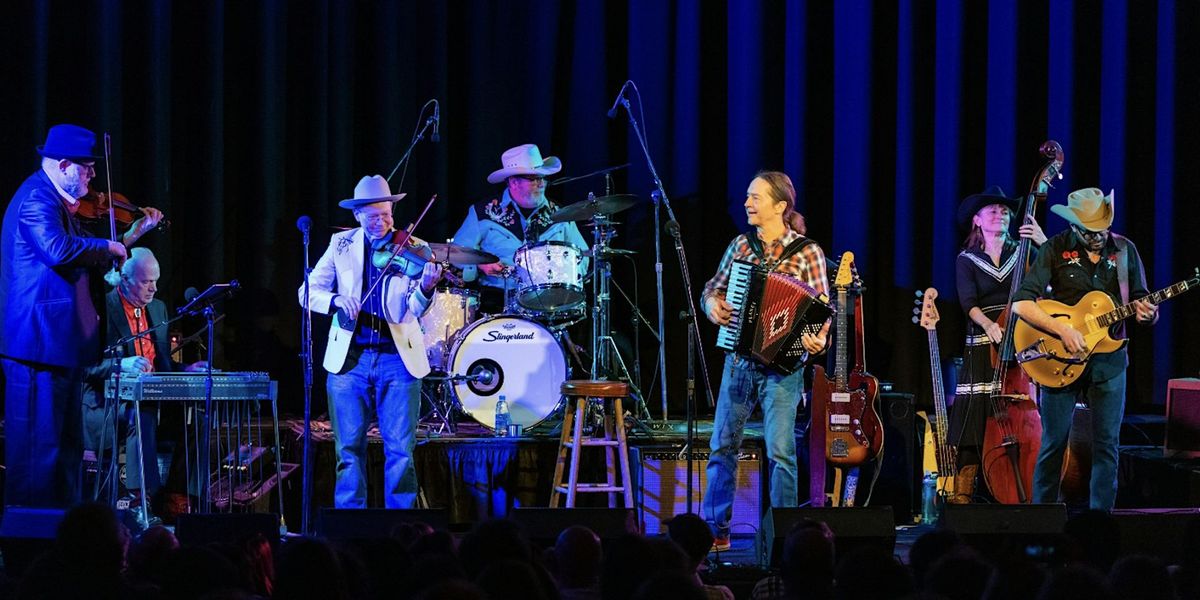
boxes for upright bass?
[981,140,1063,504]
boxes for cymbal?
[424,243,499,265]
[549,194,638,223]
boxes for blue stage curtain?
[0,0,1196,412]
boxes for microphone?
[184,287,199,303]
[607,81,629,119]
[431,101,440,143]
[297,215,312,244]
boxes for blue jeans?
[2,358,83,508]
[704,354,802,535]
[327,350,421,508]
[1032,370,1126,511]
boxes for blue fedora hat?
[36,124,101,161]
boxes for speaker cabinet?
[0,508,65,576]
[509,508,638,546]
[870,392,919,524]
[758,506,895,567]
[1165,378,1200,455]
[1111,508,1200,565]
[941,504,1067,560]
[176,512,281,551]
[635,446,762,535]
[316,508,450,540]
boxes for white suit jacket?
[298,228,431,377]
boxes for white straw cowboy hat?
[486,144,562,184]
[1050,187,1115,231]
[338,175,407,209]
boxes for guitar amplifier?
[634,446,762,535]
[1165,378,1200,456]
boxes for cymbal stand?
[587,211,652,425]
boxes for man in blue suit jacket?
[0,124,128,508]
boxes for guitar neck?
[925,328,955,476]
[834,288,848,390]
[1095,278,1196,328]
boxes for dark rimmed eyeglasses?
[514,175,546,183]
[1071,225,1108,240]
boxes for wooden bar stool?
[550,380,635,508]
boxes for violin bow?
[102,133,122,287]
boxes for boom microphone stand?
[609,81,716,490]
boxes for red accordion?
[715,260,832,373]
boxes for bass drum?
[449,315,567,431]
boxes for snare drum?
[448,315,567,430]
[418,287,479,371]
[513,241,584,313]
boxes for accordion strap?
[746,233,818,272]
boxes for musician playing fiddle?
[700,171,830,551]
[0,124,131,508]
[1013,188,1156,511]
[297,175,442,509]
[950,186,1045,503]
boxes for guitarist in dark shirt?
[1013,188,1158,511]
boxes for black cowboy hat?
[956,185,1020,233]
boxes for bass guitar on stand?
[913,288,959,498]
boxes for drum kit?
[417,193,643,434]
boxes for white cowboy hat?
[486,144,562,184]
[338,175,407,209]
[1050,187,1115,231]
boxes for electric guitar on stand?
[813,252,883,507]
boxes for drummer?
[451,144,590,313]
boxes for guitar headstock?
[912,288,940,331]
[833,252,855,290]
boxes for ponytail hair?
[754,170,806,235]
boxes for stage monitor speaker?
[176,512,281,552]
[0,507,66,577]
[941,504,1067,560]
[635,446,761,535]
[1112,509,1200,565]
[870,392,919,524]
[509,508,638,546]
[758,506,895,567]
[1165,378,1200,455]
[316,508,450,540]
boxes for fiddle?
[77,185,170,232]
[370,231,434,277]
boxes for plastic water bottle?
[921,473,939,525]
[494,396,510,437]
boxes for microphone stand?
[684,310,697,513]
[615,82,716,450]
[386,99,438,184]
[299,224,314,535]
[653,191,668,421]
[177,282,239,513]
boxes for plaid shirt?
[702,228,829,307]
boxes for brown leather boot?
[946,464,978,504]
